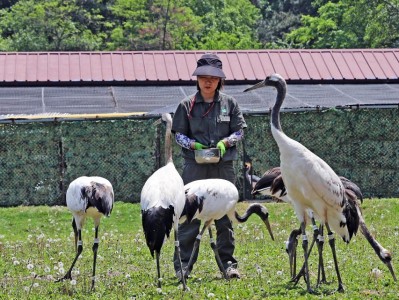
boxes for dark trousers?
[173,160,238,272]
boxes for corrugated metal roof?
[1,49,399,85]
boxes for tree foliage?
[0,0,106,51]
[0,0,398,51]
[285,0,399,48]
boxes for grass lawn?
[0,199,398,299]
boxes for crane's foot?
[176,267,190,282]
[291,268,305,285]
[336,283,345,293]
[55,272,72,283]
[307,287,316,294]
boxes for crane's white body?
[140,161,185,229]
[184,178,239,222]
[66,176,114,228]
[272,128,348,241]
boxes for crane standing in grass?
[245,73,360,293]
[251,166,396,284]
[57,176,114,291]
[180,178,274,280]
[140,113,187,290]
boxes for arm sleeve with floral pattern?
[223,129,244,148]
[175,132,195,150]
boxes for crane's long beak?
[243,80,266,92]
[263,217,275,241]
[385,261,397,281]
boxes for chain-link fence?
[0,107,398,207]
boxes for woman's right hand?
[193,142,208,150]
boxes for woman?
[172,53,247,279]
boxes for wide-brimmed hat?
[192,53,226,78]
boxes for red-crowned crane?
[140,113,187,290]
[180,178,274,280]
[245,74,360,293]
[251,167,396,284]
[56,176,114,291]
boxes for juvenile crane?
[57,176,114,291]
[244,162,261,190]
[140,113,187,290]
[181,178,274,280]
[244,74,359,293]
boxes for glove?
[216,141,226,157]
[194,142,208,150]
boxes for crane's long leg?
[286,228,300,279]
[208,227,228,279]
[56,223,83,283]
[174,229,187,290]
[316,225,327,287]
[91,225,100,291]
[291,222,319,285]
[184,220,212,279]
[300,222,314,293]
[155,251,161,288]
[326,223,344,292]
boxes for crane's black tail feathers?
[142,205,174,257]
[342,189,360,241]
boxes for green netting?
[242,108,399,199]
[0,108,398,207]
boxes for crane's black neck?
[359,221,383,259]
[271,80,286,131]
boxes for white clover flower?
[207,293,215,298]
[156,288,162,294]
[371,268,383,279]
[13,260,20,266]
[72,269,80,276]
[59,268,65,274]
[27,263,34,270]
[58,262,64,268]
[32,283,39,288]
[277,270,283,276]
[24,286,30,292]
[70,279,77,286]
[44,266,50,273]
[125,274,131,279]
